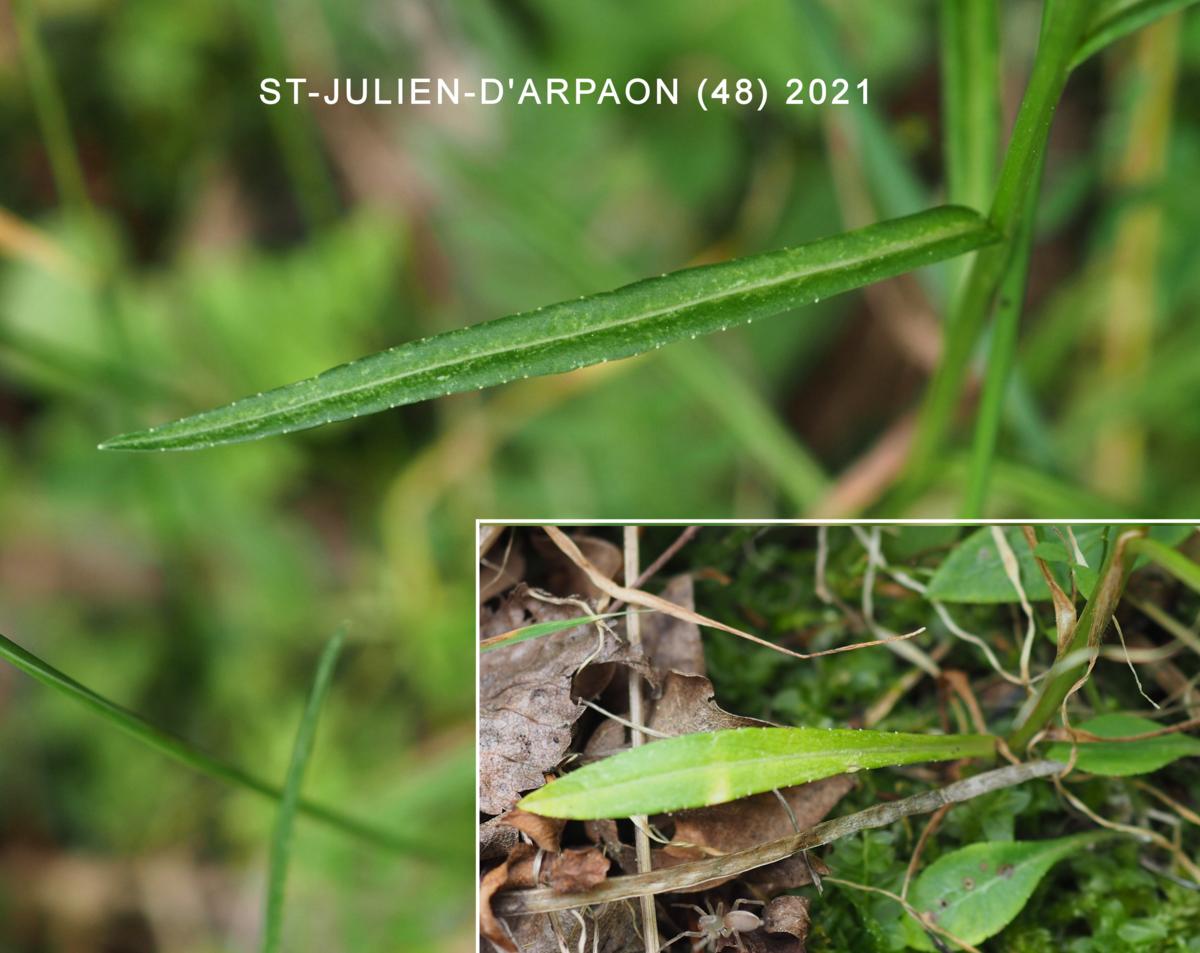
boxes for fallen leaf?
[762,894,812,952]
[640,575,706,677]
[479,588,631,815]
[546,847,610,893]
[648,671,772,736]
[479,845,533,952]
[662,776,851,891]
[479,816,519,863]
[532,530,623,601]
[499,809,565,853]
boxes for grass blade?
[1073,0,1200,67]
[480,611,645,653]
[262,627,346,953]
[0,628,437,857]
[100,206,998,451]
[790,0,929,221]
[517,726,996,819]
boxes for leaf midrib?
[534,737,982,810]
[165,219,981,437]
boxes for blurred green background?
[1,0,1199,949]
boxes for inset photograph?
[479,524,1200,952]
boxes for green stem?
[1127,536,1200,596]
[962,153,1045,517]
[663,344,828,511]
[905,0,1091,493]
[0,629,439,858]
[1006,527,1144,752]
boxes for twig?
[1047,715,1200,745]
[543,527,924,662]
[1053,774,1200,882]
[604,526,700,614]
[623,527,659,953]
[1133,779,1200,827]
[493,761,1065,916]
[901,804,952,900]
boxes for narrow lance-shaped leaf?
[100,206,998,451]
[518,726,996,820]
[1072,0,1200,68]
[902,832,1112,950]
[480,611,646,653]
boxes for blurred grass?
[1,0,1200,948]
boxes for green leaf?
[1046,713,1200,776]
[262,626,346,953]
[0,628,435,857]
[903,832,1110,950]
[480,611,645,653]
[926,525,1192,604]
[1073,0,1200,68]
[517,726,995,820]
[99,206,998,451]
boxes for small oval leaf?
[926,525,1192,604]
[518,726,995,820]
[903,832,1109,950]
[100,206,997,451]
[1046,713,1200,777]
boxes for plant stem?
[622,527,660,953]
[0,629,439,858]
[1006,528,1144,752]
[962,153,1045,516]
[494,760,1062,915]
[1127,536,1200,596]
[905,0,1091,499]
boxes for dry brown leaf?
[532,530,623,600]
[480,535,525,602]
[640,575,706,676]
[762,895,812,952]
[480,815,520,863]
[660,775,850,892]
[479,845,532,953]
[479,524,507,559]
[648,671,772,736]
[499,809,566,854]
[546,847,610,893]
[479,589,631,815]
